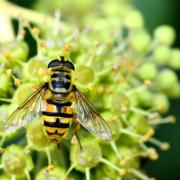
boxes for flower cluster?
[0,0,179,180]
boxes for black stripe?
[51,73,58,78]
[64,82,70,90]
[42,111,73,118]
[47,99,72,106]
[44,118,70,128]
[46,129,65,136]
[65,75,71,80]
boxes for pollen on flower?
[141,129,155,142]
[4,53,11,60]
[160,142,170,151]
[14,78,21,86]
[63,44,72,52]
[147,148,159,160]
[32,27,40,36]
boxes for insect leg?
[57,143,60,150]
[73,113,83,150]
[74,131,82,150]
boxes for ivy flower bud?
[35,166,65,180]
[153,45,171,64]
[169,48,180,69]
[137,63,158,80]
[74,64,95,84]
[26,118,51,151]
[23,57,48,83]
[2,145,33,176]
[156,69,178,91]
[70,138,102,172]
[124,10,144,29]
[154,25,176,46]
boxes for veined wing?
[4,84,48,133]
[73,86,112,139]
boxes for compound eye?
[64,61,75,70]
[48,59,60,68]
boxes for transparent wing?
[4,84,48,133]
[73,86,112,139]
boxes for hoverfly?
[4,56,112,144]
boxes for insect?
[4,56,112,144]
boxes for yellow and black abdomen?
[42,99,73,143]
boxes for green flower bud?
[12,83,34,105]
[124,10,144,29]
[129,113,150,135]
[130,32,151,53]
[0,105,9,135]
[23,57,49,83]
[102,111,122,140]
[0,73,11,92]
[10,41,29,63]
[35,166,65,180]
[156,69,178,91]
[169,48,180,69]
[166,83,180,98]
[26,118,51,151]
[2,145,33,176]
[109,92,130,113]
[74,64,95,84]
[103,1,129,17]
[47,48,63,60]
[118,146,140,169]
[70,138,102,172]
[153,45,171,64]
[153,93,169,113]
[154,25,176,46]
[97,161,120,179]
[2,41,29,66]
[136,89,153,107]
[137,63,158,80]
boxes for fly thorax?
[49,71,72,93]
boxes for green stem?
[97,64,114,76]
[0,3,14,42]
[0,136,6,147]
[130,106,151,116]
[126,84,146,95]
[100,157,124,173]
[24,169,31,180]
[138,142,149,151]
[148,137,169,150]
[65,163,75,177]
[0,98,12,103]
[129,169,153,180]
[149,117,175,125]
[0,1,66,28]
[46,148,52,165]
[110,141,121,158]
[121,128,141,139]
[121,128,169,150]
[85,168,90,180]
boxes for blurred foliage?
[0,0,180,179]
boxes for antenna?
[60,56,65,62]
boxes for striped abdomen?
[42,99,73,143]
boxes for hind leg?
[72,114,83,150]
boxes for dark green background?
[134,1,180,180]
[7,0,180,179]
